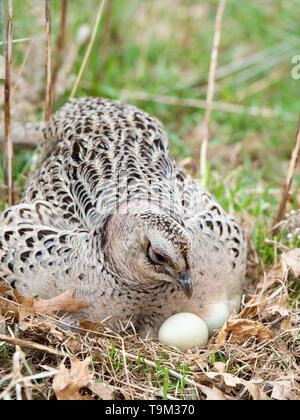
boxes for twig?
[2,91,295,149]
[51,0,67,103]
[45,0,52,122]
[121,90,296,122]
[121,338,134,400]
[0,333,63,357]
[0,36,32,45]
[24,368,60,386]
[0,122,44,146]
[70,0,106,99]
[197,0,226,182]
[272,115,300,231]
[0,348,24,400]
[3,0,14,206]
[1,368,60,387]
[0,0,5,58]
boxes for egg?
[204,303,230,335]
[158,312,208,350]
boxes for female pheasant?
[0,97,246,336]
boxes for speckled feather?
[0,97,246,335]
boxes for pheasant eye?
[148,247,170,266]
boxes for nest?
[0,235,299,400]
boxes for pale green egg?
[205,303,231,335]
[158,312,208,350]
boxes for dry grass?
[0,239,299,400]
[198,0,226,182]
[69,0,106,99]
[44,0,53,122]
[272,116,300,231]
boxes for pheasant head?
[98,210,193,297]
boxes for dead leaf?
[216,319,273,348]
[215,324,228,348]
[198,384,229,400]
[12,289,24,304]
[271,379,295,400]
[19,296,35,320]
[79,320,105,336]
[256,266,282,290]
[240,296,265,319]
[214,362,226,374]
[88,381,115,400]
[19,289,89,320]
[280,316,292,333]
[204,372,265,400]
[53,357,92,400]
[281,248,300,278]
[0,296,19,317]
[35,289,89,313]
[206,371,241,388]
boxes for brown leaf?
[215,323,227,347]
[53,357,92,400]
[198,384,229,400]
[79,320,105,336]
[280,315,293,333]
[216,319,273,347]
[204,372,265,400]
[19,296,35,321]
[34,289,89,313]
[0,296,19,317]
[256,266,282,290]
[88,382,115,400]
[240,296,264,319]
[12,289,24,304]
[19,289,89,320]
[281,248,300,278]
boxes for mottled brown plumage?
[0,97,247,335]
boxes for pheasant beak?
[175,271,193,299]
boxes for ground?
[0,0,299,400]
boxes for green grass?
[1,0,300,266]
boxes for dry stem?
[45,0,52,122]
[70,0,106,99]
[121,90,295,121]
[272,115,300,231]
[3,0,14,205]
[0,333,62,356]
[0,0,5,58]
[197,0,226,182]
[51,0,67,104]
[0,122,44,146]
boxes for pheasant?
[0,97,247,336]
